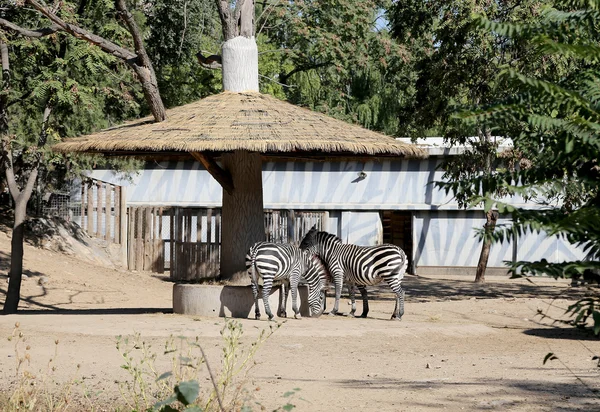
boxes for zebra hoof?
[390,315,403,321]
[255,315,261,320]
[359,313,368,318]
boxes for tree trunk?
[3,195,28,313]
[475,209,498,283]
[132,65,166,122]
[211,1,264,284]
[220,151,264,284]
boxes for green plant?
[2,322,84,412]
[115,319,281,412]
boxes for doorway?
[381,211,413,274]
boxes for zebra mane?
[317,230,342,244]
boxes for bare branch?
[216,0,234,39]
[2,140,19,199]
[21,164,38,201]
[0,18,60,38]
[114,0,150,65]
[25,0,136,61]
[280,62,332,85]
[238,0,253,38]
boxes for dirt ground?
[1,228,600,411]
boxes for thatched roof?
[53,92,426,158]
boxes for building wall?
[87,159,585,269]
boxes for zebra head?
[300,226,342,259]
[303,251,327,317]
[300,225,319,256]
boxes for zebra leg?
[278,281,289,318]
[251,280,261,320]
[290,276,300,319]
[391,286,405,321]
[262,280,275,320]
[358,285,369,318]
[329,270,344,316]
[348,283,357,317]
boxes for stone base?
[173,284,311,318]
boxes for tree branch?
[25,0,136,61]
[0,18,60,37]
[216,0,234,40]
[190,152,234,195]
[114,0,150,66]
[2,140,19,199]
[279,62,332,85]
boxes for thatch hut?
[54,91,426,285]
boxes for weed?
[1,322,83,412]
[116,319,282,411]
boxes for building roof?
[396,137,513,156]
[53,92,426,158]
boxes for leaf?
[175,380,200,406]
[183,406,203,412]
[283,391,295,398]
[484,197,494,212]
[159,406,179,412]
[282,403,296,411]
[152,395,177,411]
[543,353,558,364]
[157,371,173,381]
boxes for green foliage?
[449,0,600,333]
[2,1,145,203]
[258,0,410,134]
[389,0,553,138]
[144,0,222,107]
[117,320,281,412]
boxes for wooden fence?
[169,208,328,281]
[80,179,124,244]
[79,181,328,277]
[170,207,221,281]
[128,206,165,272]
[264,210,328,244]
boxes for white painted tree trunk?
[217,4,264,284]
[221,36,259,92]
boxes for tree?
[1,0,150,313]
[389,0,550,282]
[256,0,412,135]
[144,0,222,107]
[456,0,600,330]
[1,0,166,122]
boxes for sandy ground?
[1,229,600,411]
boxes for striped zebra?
[246,242,326,320]
[300,227,408,320]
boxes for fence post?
[120,186,127,267]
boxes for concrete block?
[173,284,311,318]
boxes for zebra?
[246,242,327,320]
[300,226,408,320]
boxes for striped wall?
[86,159,585,269]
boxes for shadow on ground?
[344,274,598,303]
[331,377,599,410]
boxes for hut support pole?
[220,150,264,284]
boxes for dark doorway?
[381,211,413,274]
